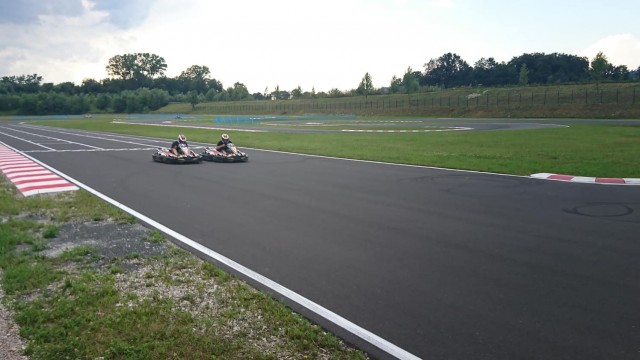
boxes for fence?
[194,87,640,115]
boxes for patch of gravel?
[43,221,168,260]
[0,219,170,360]
[0,220,362,359]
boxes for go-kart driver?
[215,133,234,154]
[170,134,189,156]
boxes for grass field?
[26,116,640,178]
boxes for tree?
[81,78,102,93]
[402,67,419,93]
[54,82,77,95]
[178,65,211,94]
[187,90,200,110]
[207,79,223,93]
[106,53,167,86]
[252,92,267,100]
[518,64,529,86]
[271,85,289,100]
[357,72,374,98]
[606,64,629,81]
[205,88,219,101]
[389,75,402,93]
[1,74,43,93]
[422,53,472,87]
[291,86,303,99]
[590,51,609,85]
[327,88,343,98]
[472,57,515,86]
[509,52,589,84]
[229,82,249,100]
[95,94,111,111]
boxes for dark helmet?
[178,134,186,143]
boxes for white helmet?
[221,133,230,142]
[178,134,186,143]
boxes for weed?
[109,265,124,274]
[58,245,97,262]
[42,224,59,239]
[144,230,165,243]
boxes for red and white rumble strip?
[0,145,78,196]
[531,173,640,185]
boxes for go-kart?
[201,143,248,163]
[152,144,202,164]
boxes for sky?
[1,0,639,94]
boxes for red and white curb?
[531,173,640,185]
[0,145,79,196]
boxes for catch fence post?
[585,89,588,105]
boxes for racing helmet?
[178,134,187,143]
[221,133,230,143]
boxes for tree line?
[0,51,638,115]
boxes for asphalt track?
[1,121,639,359]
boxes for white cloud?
[2,0,638,93]
[0,2,129,84]
[430,0,454,8]
[119,0,438,93]
[582,34,640,69]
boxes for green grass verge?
[27,116,640,178]
[0,179,367,359]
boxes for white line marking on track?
[2,126,103,149]
[0,130,57,150]
[23,148,159,153]
[341,127,472,132]
[112,121,266,133]
[15,124,163,148]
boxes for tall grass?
[155,82,640,118]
